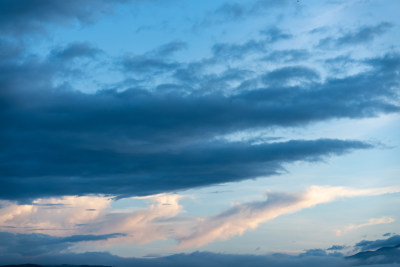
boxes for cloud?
[50,42,102,61]
[176,186,400,248]
[119,41,188,76]
[211,40,266,60]
[150,41,187,57]
[0,136,373,201]
[336,217,395,236]
[0,38,24,61]
[383,233,395,237]
[318,22,393,49]
[87,194,186,245]
[1,7,400,202]
[0,196,112,235]
[1,239,399,267]
[2,186,399,251]
[327,245,346,251]
[299,249,336,257]
[263,49,310,63]
[0,0,131,37]
[121,55,179,75]
[260,26,293,43]
[355,235,400,251]
[202,0,289,26]
[4,247,399,267]
[0,194,187,246]
[347,235,400,265]
[2,53,400,201]
[195,27,291,62]
[261,66,320,86]
[0,251,354,267]
[0,231,124,256]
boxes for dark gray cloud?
[0,232,125,256]
[172,56,253,86]
[214,2,246,21]
[212,40,266,60]
[50,42,102,61]
[173,67,253,94]
[121,55,179,75]
[0,39,24,61]
[260,26,293,43]
[202,0,289,26]
[1,10,399,202]
[326,245,346,251]
[323,54,357,74]
[309,26,329,35]
[383,233,394,237]
[262,66,320,85]
[151,41,187,58]
[1,48,399,201]
[263,49,310,63]
[122,41,188,76]
[355,235,400,251]
[202,28,291,62]
[336,22,393,46]
[299,249,330,257]
[318,22,393,49]
[0,136,372,201]
[0,0,130,37]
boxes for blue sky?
[0,0,400,266]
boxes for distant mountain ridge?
[346,243,400,265]
[2,245,399,267]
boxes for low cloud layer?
[1,186,399,250]
[0,194,187,246]
[336,217,395,236]
[0,229,398,265]
[1,246,399,267]
[176,186,400,248]
[355,235,400,251]
[0,231,124,256]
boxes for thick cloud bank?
[2,47,400,201]
[1,1,399,203]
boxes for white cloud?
[176,186,400,248]
[0,194,186,245]
[0,196,112,235]
[335,216,395,236]
[88,194,187,245]
[1,185,399,249]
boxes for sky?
[0,0,400,266]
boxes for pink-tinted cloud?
[1,186,399,249]
[176,186,400,248]
[336,216,395,236]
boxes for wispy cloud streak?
[336,217,395,236]
[176,186,400,248]
[1,186,399,249]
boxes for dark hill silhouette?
[346,243,400,264]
